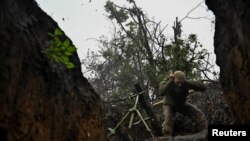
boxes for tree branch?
[179,0,205,22]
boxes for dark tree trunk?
[0,0,105,141]
[206,0,250,123]
[134,83,162,136]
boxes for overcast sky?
[35,0,217,73]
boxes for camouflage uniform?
[159,71,207,136]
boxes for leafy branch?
[45,28,76,69]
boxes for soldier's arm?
[187,80,206,91]
[159,78,174,96]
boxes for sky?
[35,0,218,74]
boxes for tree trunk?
[134,83,162,136]
[0,0,106,141]
[206,0,250,123]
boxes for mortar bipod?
[108,92,154,138]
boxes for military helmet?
[174,71,186,81]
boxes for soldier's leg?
[162,104,174,136]
[179,103,207,131]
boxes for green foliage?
[45,28,76,69]
[85,1,218,103]
[84,1,218,140]
[158,20,216,80]
[105,1,129,23]
[127,0,134,3]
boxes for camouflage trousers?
[162,103,207,136]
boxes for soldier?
[159,70,207,136]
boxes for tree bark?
[0,0,105,140]
[134,83,162,136]
[206,0,250,123]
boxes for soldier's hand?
[168,71,174,80]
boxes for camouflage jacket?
[159,78,206,107]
